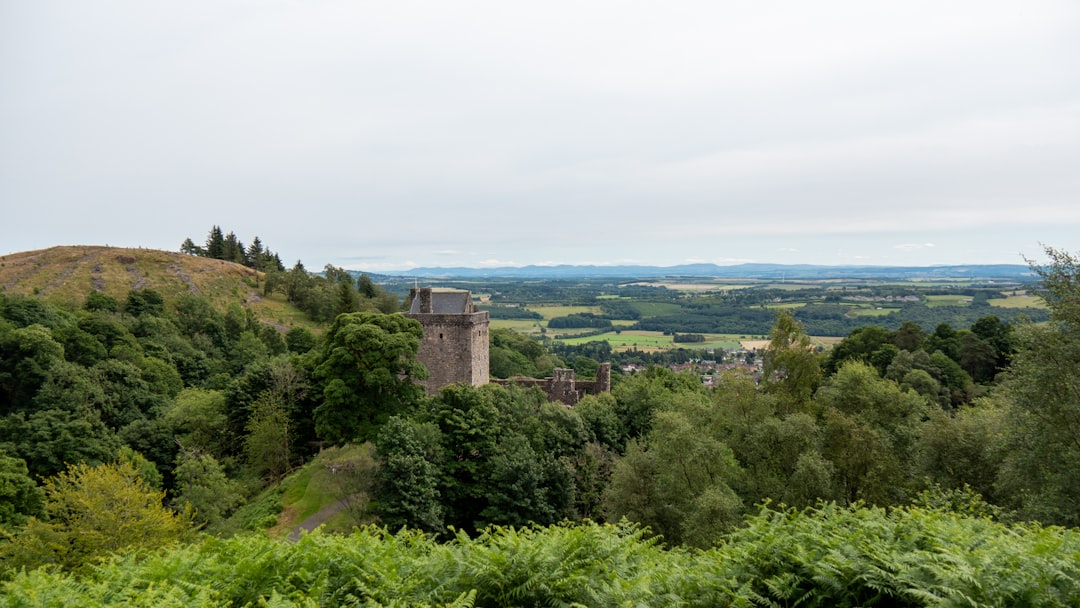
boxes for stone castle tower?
[405,287,490,395]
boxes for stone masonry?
[405,287,490,395]
[405,287,612,404]
[491,363,612,406]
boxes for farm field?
[848,307,901,317]
[531,304,602,319]
[989,294,1044,308]
[464,271,1049,351]
[555,330,744,352]
[926,295,973,307]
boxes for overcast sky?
[2,1,1078,271]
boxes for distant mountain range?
[377,263,1037,280]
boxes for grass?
[531,305,602,319]
[554,330,742,352]
[925,295,973,307]
[848,307,900,317]
[988,295,1045,309]
[490,319,546,334]
[0,245,320,332]
[265,444,376,539]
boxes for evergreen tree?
[204,225,225,260]
[179,237,203,256]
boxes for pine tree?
[205,226,225,259]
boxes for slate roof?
[408,289,474,314]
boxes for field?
[848,307,901,317]
[989,294,1044,308]
[556,330,744,352]
[531,304,602,319]
[926,294,973,307]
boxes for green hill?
[0,246,313,330]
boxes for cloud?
[894,243,937,251]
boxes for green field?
[530,304,602,319]
[988,294,1045,309]
[848,307,900,317]
[490,319,545,334]
[555,330,742,352]
[926,295,972,307]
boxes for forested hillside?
[2,244,1079,605]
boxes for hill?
[391,262,1036,280]
[0,246,310,328]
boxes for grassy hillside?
[0,246,314,330]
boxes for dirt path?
[286,499,350,542]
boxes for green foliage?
[761,310,822,406]
[374,416,445,533]
[4,508,1080,606]
[1,459,189,576]
[183,225,284,272]
[0,452,45,528]
[994,247,1080,525]
[174,450,245,528]
[164,388,229,456]
[312,312,426,444]
[244,391,294,481]
[488,328,561,379]
[285,326,317,354]
[711,503,1080,607]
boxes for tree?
[179,237,203,256]
[244,391,293,480]
[357,274,379,299]
[0,451,45,528]
[173,449,244,528]
[996,246,1080,525]
[1,459,189,574]
[0,323,66,414]
[245,237,264,267]
[373,416,444,533]
[1,364,121,478]
[335,281,360,317]
[893,321,926,352]
[204,225,225,260]
[605,408,745,548]
[479,434,572,528]
[124,289,165,317]
[816,361,929,505]
[761,310,822,407]
[164,388,229,457]
[311,312,426,444]
[825,325,896,376]
[423,384,505,532]
[285,326,317,354]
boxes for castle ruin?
[405,287,490,395]
[405,287,611,404]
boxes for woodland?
[1,235,1079,606]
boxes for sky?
[2,1,1078,272]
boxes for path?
[286,499,350,542]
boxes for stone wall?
[405,288,490,395]
[404,287,612,404]
[492,363,611,405]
